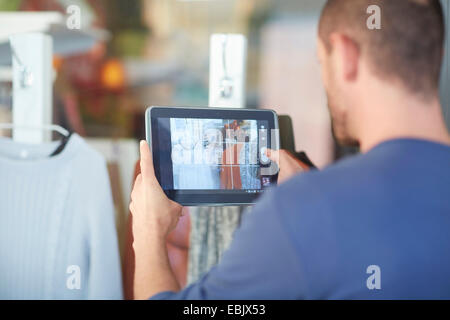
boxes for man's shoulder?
[273,153,371,203]
[257,152,388,236]
[273,139,450,206]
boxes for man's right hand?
[266,149,310,184]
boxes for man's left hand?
[130,141,183,249]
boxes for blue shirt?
[152,139,450,299]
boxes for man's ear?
[329,33,360,82]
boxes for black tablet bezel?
[145,106,279,206]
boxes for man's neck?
[357,95,450,153]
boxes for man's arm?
[129,142,310,299]
[150,187,307,300]
[133,232,179,299]
[129,141,182,299]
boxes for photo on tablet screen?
[169,118,262,190]
[147,106,279,205]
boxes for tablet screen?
[147,107,279,205]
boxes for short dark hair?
[319,0,445,98]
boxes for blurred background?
[1,0,449,158]
[0,0,449,264]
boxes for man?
[130,0,450,299]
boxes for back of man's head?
[319,0,444,98]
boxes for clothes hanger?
[0,123,70,137]
[49,130,73,157]
[0,123,72,157]
[1,45,72,157]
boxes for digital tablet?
[145,106,279,206]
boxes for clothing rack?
[0,12,109,144]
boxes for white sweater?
[0,134,123,299]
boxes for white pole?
[10,33,53,143]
